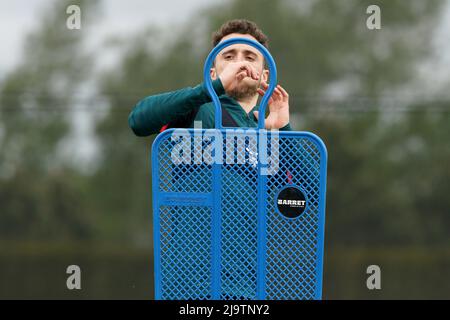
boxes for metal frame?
[152,38,328,300]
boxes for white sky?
[0,0,225,75]
[0,0,449,79]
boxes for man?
[128,19,292,136]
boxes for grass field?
[1,242,449,299]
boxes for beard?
[228,77,261,100]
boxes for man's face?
[212,33,268,100]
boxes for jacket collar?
[219,94,259,116]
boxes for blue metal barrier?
[152,38,328,300]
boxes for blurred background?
[0,0,449,299]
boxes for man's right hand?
[218,62,260,94]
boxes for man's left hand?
[254,81,290,130]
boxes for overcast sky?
[0,0,225,75]
[1,0,449,75]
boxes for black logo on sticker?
[276,186,307,218]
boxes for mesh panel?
[265,137,322,299]
[220,136,258,300]
[157,134,212,193]
[159,205,212,300]
[153,129,326,300]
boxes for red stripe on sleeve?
[160,124,169,133]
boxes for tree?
[93,0,447,247]
[0,0,99,240]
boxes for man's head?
[212,19,269,49]
[210,19,270,101]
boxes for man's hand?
[254,81,290,129]
[217,61,260,94]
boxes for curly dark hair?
[212,19,269,48]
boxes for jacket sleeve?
[128,79,225,136]
[280,123,292,131]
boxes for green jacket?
[128,79,292,136]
